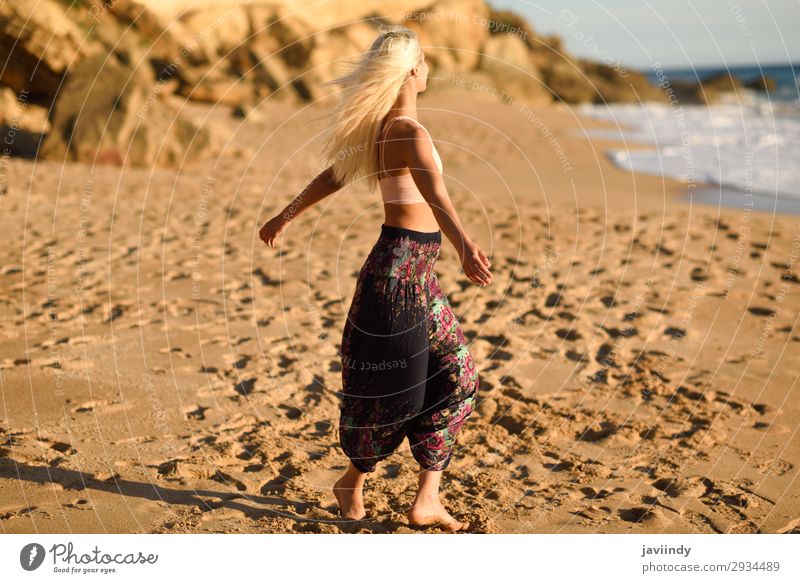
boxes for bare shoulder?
[384,117,423,138]
[385,119,431,154]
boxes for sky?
[486,0,799,70]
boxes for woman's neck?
[387,93,418,120]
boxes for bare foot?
[406,494,465,532]
[332,476,366,520]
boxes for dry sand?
[1,91,798,534]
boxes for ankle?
[413,492,440,504]
[335,475,364,490]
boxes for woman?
[258,25,492,532]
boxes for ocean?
[579,63,800,213]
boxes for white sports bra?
[378,115,443,205]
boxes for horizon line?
[626,60,796,72]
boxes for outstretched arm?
[401,126,493,287]
[259,165,344,247]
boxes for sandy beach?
[1,89,798,534]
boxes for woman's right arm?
[259,165,344,247]
[402,126,493,287]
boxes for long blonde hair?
[318,25,424,192]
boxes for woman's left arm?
[259,165,344,247]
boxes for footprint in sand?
[579,487,613,499]
[183,404,209,420]
[0,506,52,521]
[71,400,110,413]
[223,354,251,370]
[618,505,665,524]
[40,440,77,455]
[64,498,93,510]
[777,517,800,534]
[260,463,301,494]
[211,470,248,492]
[756,458,793,476]
[682,509,723,533]
[651,476,710,498]
[233,378,256,396]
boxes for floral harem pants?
[337,224,479,473]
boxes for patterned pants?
[338,224,479,473]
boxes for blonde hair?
[318,25,424,192]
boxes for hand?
[460,241,492,287]
[258,215,290,247]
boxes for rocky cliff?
[1,0,667,167]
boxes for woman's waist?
[382,204,439,233]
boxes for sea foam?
[578,92,800,199]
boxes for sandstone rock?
[0,87,48,158]
[542,58,597,104]
[0,0,670,167]
[477,34,550,106]
[268,7,318,69]
[40,52,223,168]
[403,0,491,72]
[0,0,98,106]
[249,39,292,90]
[248,37,321,103]
[232,103,265,122]
[131,0,432,32]
[745,76,777,92]
[308,27,368,85]
[579,59,667,104]
[701,72,744,92]
[484,6,539,50]
[654,72,753,105]
[104,0,186,63]
[0,86,50,134]
[181,5,252,63]
[131,0,662,107]
[178,71,257,106]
